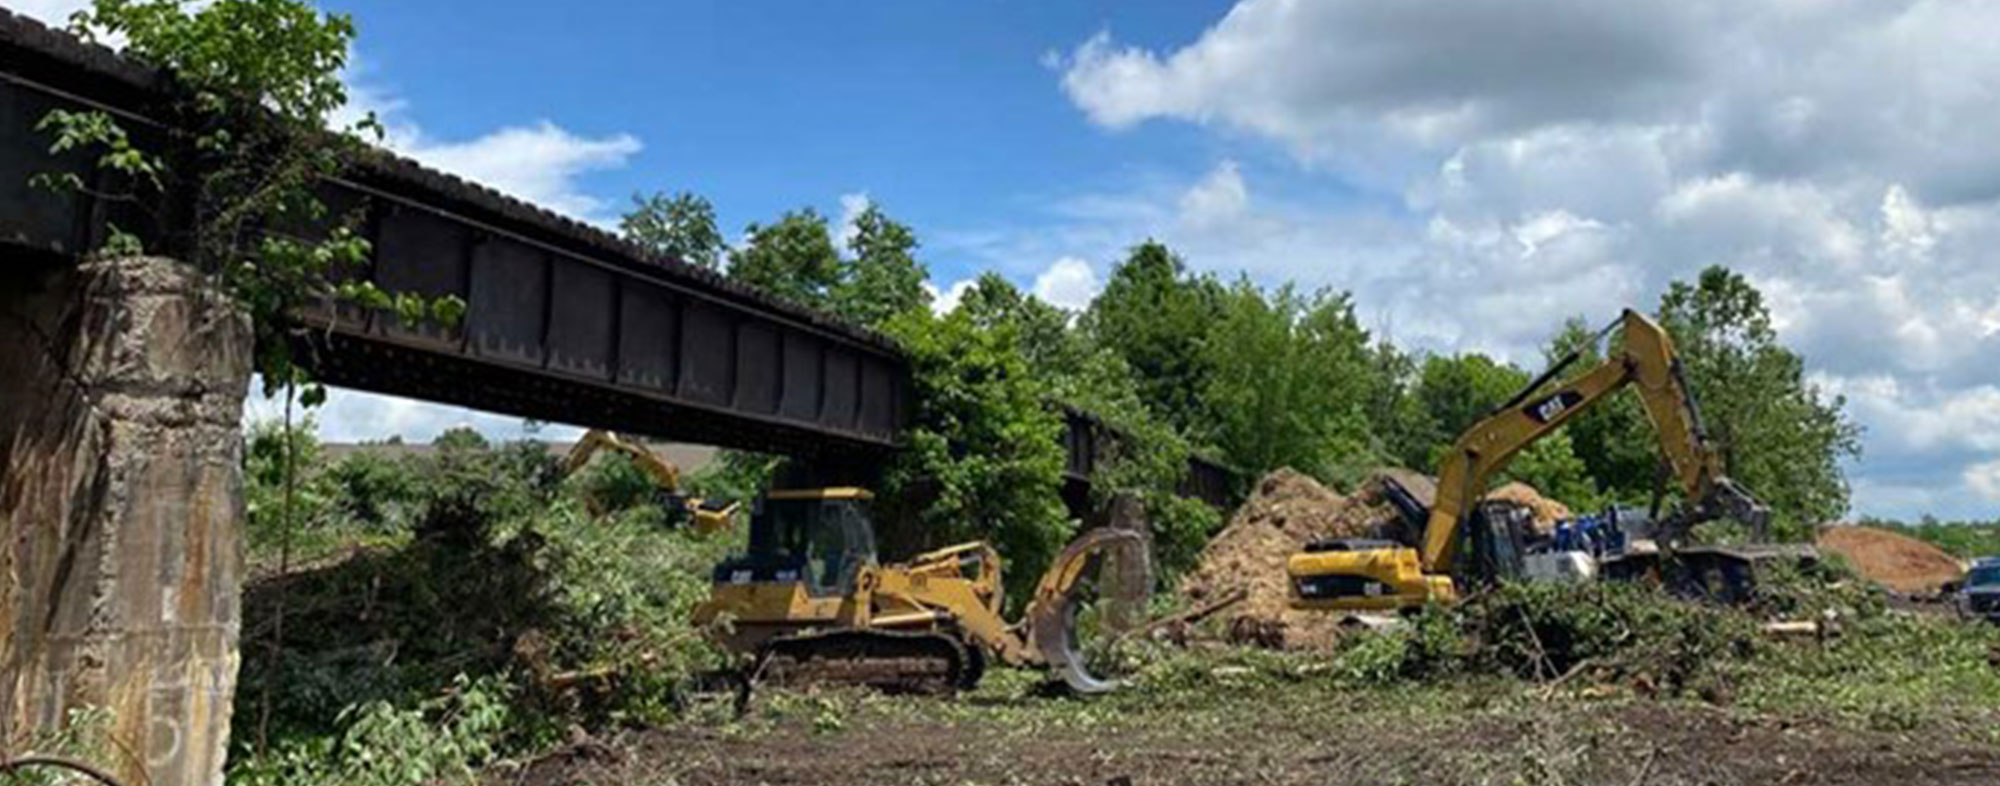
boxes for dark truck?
[1955,558,2000,623]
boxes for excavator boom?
[1420,309,1753,573]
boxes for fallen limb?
[1113,588,1249,647]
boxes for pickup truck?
[1955,558,2000,623]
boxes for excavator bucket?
[1023,527,1146,694]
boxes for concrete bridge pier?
[2,254,249,786]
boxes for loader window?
[805,500,877,597]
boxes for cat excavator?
[561,430,738,534]
[691,487,1140,694]
[1289,309,1799,612]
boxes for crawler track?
[752,629,978,693]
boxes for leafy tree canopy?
[1201,280,1378,481]
[1408,353,1602,510]
[727,208,842,310]
[876,307,1071,606]
[620,191,724,269]
[1083,241,1226,437]
[1656,266,1861,536]
[832,204,931,327]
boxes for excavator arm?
[1418,309,1766,573]
[563,429,684,489]
[562,429,739,534]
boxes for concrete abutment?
[2,254,250,786]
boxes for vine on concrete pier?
[30,0,464,401]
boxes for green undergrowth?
[225,423,2000,785]
[227,427,743,786]
[832,568,2000,744]
[1742,614,2000,736]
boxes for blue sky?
[331,0,1251,277]
[19,0,2000,522]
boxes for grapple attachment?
[1020,527,1146,694]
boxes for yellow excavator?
[692,487,1140,693]
[1289,309,1789,612]
[561,430,739,534]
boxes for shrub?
[232,676,513,786]
[1451,581,1758,694]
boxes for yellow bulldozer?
[561,429,739,534]
[692,486,1139,693]
[1288,309,1802,612]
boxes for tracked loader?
[692,487,1138,693]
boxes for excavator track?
[751,629,974,694]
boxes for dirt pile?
[1815,525,1963,594]
[1179,468,1586,650]
[1179,469,1400,650]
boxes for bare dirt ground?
[1817,526,1966,594]
[495,679,2000,786]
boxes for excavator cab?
[1459,501,1533,588]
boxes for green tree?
[1412,353,1526,455]
[876,308,1070,606]
[243,416,335,550]
[1542,317,1657,503]
[956,273,1138,414]
[51,0,462,401]
[1656,266,1860,537]
[727,209,841,309]
[1409,353,1602,509]
[953,274,1219,579]
[1361,341,1434,475]
[1201,281,1378,481]
[325,450,418,532]
[831,204,930,327]
[1083,241,1225,437]
[620,191,724,269]
[432,426,490,453]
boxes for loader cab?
[714,487,879,597]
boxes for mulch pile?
[1486,482,1572,536]
[1178,467,1574,650]
[1815,525,1964,594]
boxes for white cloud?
[332,59,641,225]
[1043,0,2000,518]
[836,192,872,249]
[1178,160,1248,228]
[1061,0,1707,163]
[1967,460,2000,503]
[923,279,977,316]
[379,120,640,224]
[9,1,88,26]
[1032,257,1102,312]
